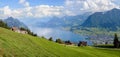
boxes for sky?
[0,0,120,19]
[0,0,64,8]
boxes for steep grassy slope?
[0,27,119,57]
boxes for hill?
[0,27,119,57]
[81,8,120,30]
[4,17,28,29]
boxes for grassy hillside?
[0,27,119,57]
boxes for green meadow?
[0,27,119,57]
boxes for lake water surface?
[30,27,92,45]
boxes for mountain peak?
[111,8,120,11]
[7,16,15,19]
[4,17,28,29]
[6,17,18,21]
[107,8,120,13]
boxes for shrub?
[55,38,63,44]
[48,37,53,41]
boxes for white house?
[11,27,28,34]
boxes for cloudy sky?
[0,0,120,19]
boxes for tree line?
[48,37,87,47]
[0,20,37,37]
[20,27,37,36]
[48,33,120,48]
[48,37,73,44]
[0,20,9,29]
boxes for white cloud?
[3,6,12,16]
[0,0,120,19]
[19,0,29,7]
[32,5,64,18]
[64,0,119,16]
[0,6,24,18]
[0,5,64,18]
[18,0,64,18]
[19,0,25,4]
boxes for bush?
[48,37,53,41]
[55,38,63,44]
[64,40,72,45]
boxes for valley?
[0,0,120,56]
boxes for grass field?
[0,27,119,57]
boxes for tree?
[48,37,53,41]
[41,36,45,38]
[20,27,26,31]
[0,20,9,29]
[32,33,37,36]
[78,41,82,47]
[64,40,72,45]
[20,27,37,36]
[41,36,47,39]
[113,33,119,48]
[55,38,63,44]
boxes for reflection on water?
[30,27,92,45]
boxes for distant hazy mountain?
[35,13,91,28]
[4,17,28,29]
[81,8,120,30]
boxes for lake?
[29,27,92,45]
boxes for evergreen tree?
[78,41,82,47]
[113,33,119,48]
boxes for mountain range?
[34,8,120,31]
[32,12,91,30]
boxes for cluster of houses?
[91,40,113,45]
[11,27,28,34]
[89,35,114,45]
